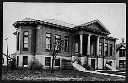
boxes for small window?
[55,58,60,66]
[64,36,69,52]
[45,57,51,66]
[119,60,126,68]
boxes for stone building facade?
[13,18,117,70]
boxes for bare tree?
[49,34,64,73]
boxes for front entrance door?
[91,59,95,69]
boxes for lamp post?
[5,38,8,68]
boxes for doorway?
[91,59,95,69]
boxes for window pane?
[55,35,61,51]
[17,32,20,51]
[45,33,51,50]
[24,37,28,43]
[91,45,93,54]
[23,56,28,65]
[75,43,78,52]
[110,44,113,56]
[24,31,28,36]
[46,38,50,44]
[45,57,51,66]
[55,58,60,66]
[24,43,28,48]
[99,42,102,55]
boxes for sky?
[3,2,126,55]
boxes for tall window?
[45,33,51,51]
[23,31,29,51]
[119,60,126,68]
[105,43,108,56]
[110,44,113,56]
[91,44,94,55]
[55,58,60,66]
[55,35,61,51]
[17,32,20,51]
[75,43,79,53]
[64,36,69,52]
[45,57,51,67]
[99,42,102,55]
[119,49,125,57]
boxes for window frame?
[23,56,28,67]
[17,32,20,51]
[75,43,79,53]
[91,44,94,55]
[64,36,69,52]
[105,43,108,56]
[23,31,29,51]
[119,60,126,68]
[55,34,61,52]
[45,57,51,67]
[54,58,60,67]
[99,42,102,55]
[110,44,113,56]
[119,49,125,57]
[45,33,51,52]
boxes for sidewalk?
[72,61,125,78]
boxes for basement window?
[55,58,60,67]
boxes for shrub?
[29,60,43,70]
[8,58,16,70]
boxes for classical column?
[97,36,100,56]
[96,36,100,69]
[103,38,105,69]
[80,33,83,56]
[87,34,91,55]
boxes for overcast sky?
[3,2,126,55]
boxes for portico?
[73,30,107,70]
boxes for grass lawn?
[2,68,126,81]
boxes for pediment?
[78,19,111,35]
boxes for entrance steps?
[105,64,119,71]
[71,60,125,78]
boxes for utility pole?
[5,38,8,68]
